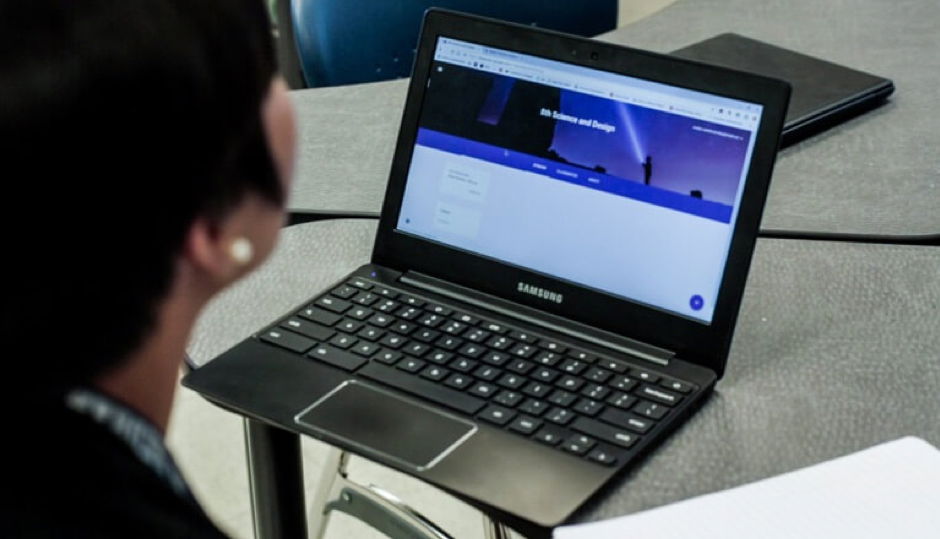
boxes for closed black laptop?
[184,10,789,536]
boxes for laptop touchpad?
[295,381,477,471]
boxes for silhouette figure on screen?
[690,190,703,199]
[642,155,652,185]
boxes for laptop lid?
[373,9,790,378]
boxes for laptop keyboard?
[258,278,697,467]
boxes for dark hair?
[1,0,281,390]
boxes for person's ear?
[183,216,255,286]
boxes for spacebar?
[358,363,485,415]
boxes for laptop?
[184,9,790,536]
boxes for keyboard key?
[479,405,515,426]
[453,312,479,325]
[378,333,406,349]
[299,307,341,326]
[417,313,445,327]
[458,343,486,359]
[346,307,374,321]
[464,328,491,343]
[374,299,400,313]
[557,375,584,392]
[533,426,566,446]
[435,335,463,350]
[508,416,542,435]
[374,287,398,299]
[609,375,638,392]
[352,342,380,357]
[540,340,567,354]
[481,321,509,333]
[426,350,453,365]
[315,296,351,314]
[473,365,501,381]
[358,363,485,415]
[633,400,669,420]
[426,304,452,316]
[597,358,628,373]
[531,367,560,384]
[660,378,694,394]
[507,359,535,375]
[522,382,553,398]
[451,357,478,373]
[587,447,618,466]
[573,398,604,417]
[548,390,577,407]
[497,373,526,389]
[368,314,393,327]
[260,329,315,354]
[509,344,537,358]
[567,349,596,363]
[397,306,422,320]
[400,295,424,307]
[562,434,596,455]
[487,335,514,350]
[390,321,416,335]
[403,342,430,357]
[337,319,363,333]
[638,385,681,406]
[357,326,385,341]
[607,392,637,410]
[599,409,654,433]
[509,330,538,343]
[413,329,440,342]
[420,365,449,381]
[373,349,402,365]
[533,351,563,367]
[632,368,660,383]
[308,344,366,371]
[348,278,372,290]
[519,399,549,416]
[280,318,335,342]
[444,373,474,390]
[440,321,467,335]
[571,417,638,449]
[584,367,612,384]
[481,351,510,366]
[545,408,575,425]
[494,390,523,408]
[331,285,358,299]
[469,382,498,399]
[397,357,426,373]
[352,292,379,306]
[328,334,357,349]
[581,383,610,401]
[558,358,588,375]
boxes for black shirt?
[5,388,228,538]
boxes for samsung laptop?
[184,9,789,536]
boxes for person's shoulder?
[6,404,228,538]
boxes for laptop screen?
[396,36,764,324]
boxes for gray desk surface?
[188,219,940,528]
[289,0,939,236]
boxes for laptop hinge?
[400,272,674,367]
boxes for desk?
[289,0,939,236]
[187,219,940,536]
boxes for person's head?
[1,0,296,393]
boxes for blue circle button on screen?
[689,295,704,311]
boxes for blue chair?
[290,0,618,88]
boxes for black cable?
[285,209,380,227]
[758,229,940,246]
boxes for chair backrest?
[290,0,618,88]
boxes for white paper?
[555,437,940,539]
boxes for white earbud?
[230,237,254,266]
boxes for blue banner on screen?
[396,37,763,323]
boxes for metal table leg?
[244,418,308,539]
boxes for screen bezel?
[371,9,790,378]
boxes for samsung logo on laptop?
[517,282,564,304]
